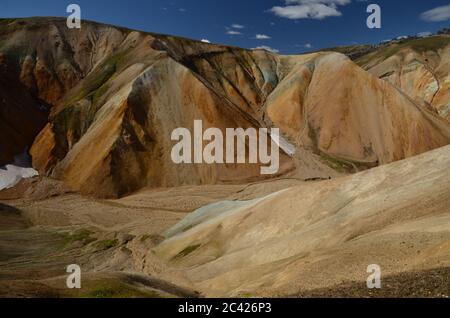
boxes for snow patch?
[271,130,296,157]
[0,152,39,191]
[163,190,288,239]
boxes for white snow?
[163,190,288,239]
[271,130,297,157]
[0,152,39,191]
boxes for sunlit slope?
[156,145,450,297]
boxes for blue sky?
[1,0,450,54]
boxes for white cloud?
[270,0,351,20]
[231,24,245,29]
[421,5,450,22]
[201,39,211,43]
[252,45,280,54]
[417,32,432,38]
[294,43,313,49]
[226,24,245,35]
[256,34,271,40]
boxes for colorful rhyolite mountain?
[0,17,449,199]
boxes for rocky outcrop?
[355,35,450,121]
[267,53,450,166]
[0,52,47,165]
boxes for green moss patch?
[319,153,377,174]
[52,49,132,149]
[63,229,96,246]
[95,239,119,251]
[172,244,201,260]
[140,234,164,245]
[65,49,131,106]
[320,153,355,173]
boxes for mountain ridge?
[0,17,449,197]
